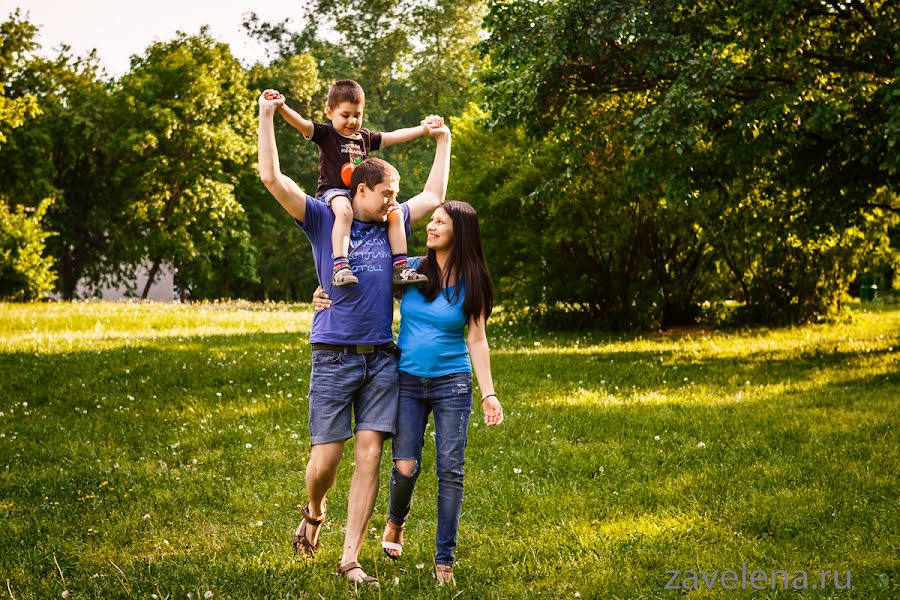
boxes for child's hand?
[421,115,445,130]
[383,199,401,221]
[426,123,450,139]
[259,89,285,110]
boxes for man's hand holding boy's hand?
[259,89,285,113]
[427,123,450,139]
[421,114,445,134]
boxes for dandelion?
[216,392,222,397]
[245,443,252,449]
[654,435,661,441]
[416,563,425,570]
[205,592,214,599]
[290,433,299,439]
[143,514,151,520]
[697,441,706,448]
[744,380,751,386]
[393,577,400,586]
[61,592,69,599]
[513,467,523,474]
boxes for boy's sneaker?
[332,267,359,286]
[393,265,428,285]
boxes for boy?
[264,80,443,286]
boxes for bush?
[0,197,57,301]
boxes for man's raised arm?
[404,125,451,226]
[257,90,307,223]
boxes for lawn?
[0,301,898,599]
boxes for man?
[257,90,450,585]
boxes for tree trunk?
[141,258,162,300]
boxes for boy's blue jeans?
[389,371,473,566]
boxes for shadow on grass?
[1,329,898,598]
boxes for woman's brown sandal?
[435,564,456,586]
[336,561,379,587]
[381,519,404,560]
[292,503,326,557]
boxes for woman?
[314,201,503,585]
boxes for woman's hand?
[312,286,332,311]
[482,395,503,427]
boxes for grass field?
[0,301,898,599]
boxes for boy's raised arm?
[258,91,308,223]
[381,115,444,149]
[404,124,451,226]
[277,99,315,139]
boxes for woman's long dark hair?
[418,201,494,322]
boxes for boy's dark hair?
[327,80,365,108]
[349,158,399,199]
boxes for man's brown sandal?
[336,561,379,587]
[292,503,326,557]
[435,564,456,586]
[381,519,404,560]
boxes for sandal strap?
[337,562,379,585]
[336,561,362,575]
[386,519,404,531]
[301,505,325,526]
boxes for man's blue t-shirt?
[398,259,471,377]
[296,196,410,345]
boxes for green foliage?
[0,197,56,300]
[114,29,257,299]
[0,47,128,299]
[241,54,323,300]
[478,0,900,326]
[0,9,40,146]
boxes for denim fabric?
[307,348,399,445]
[318,187,352,207]
[389,371,472,566]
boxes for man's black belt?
[310,341,396,354]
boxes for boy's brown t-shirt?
[310,122,383,196]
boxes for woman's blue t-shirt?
[398,260,471,377]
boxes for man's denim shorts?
[307,347,399,445]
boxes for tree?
[477,0,899,326]
[241,54,322,300]
[0,9,40,146]
[114,29,257,299]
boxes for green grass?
[0,301,898,599]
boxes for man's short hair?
[350,158,399,198]
[328,80,365,108]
